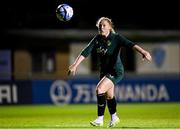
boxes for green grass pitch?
[0,103,180,129]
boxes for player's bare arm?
[68,55,85,76]
[133,44,152,62]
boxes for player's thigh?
[96,76,114,94]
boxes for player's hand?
[68,64,77,76]
[67,70,71,76]
[142,51,152,62]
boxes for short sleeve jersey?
[80,32,135,79]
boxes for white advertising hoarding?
[136,42,180,74]
[69,43,91,75]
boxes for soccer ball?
[56,4,73,22]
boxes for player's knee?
[106,95,114,100]
[96,87,104,94]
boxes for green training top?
[80,32,135,83]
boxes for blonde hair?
[96,17,115,33]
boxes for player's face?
[99,20,111,37]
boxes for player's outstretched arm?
[68,55,85,76]
[133,44,152,62]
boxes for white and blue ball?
[56,4,73,22]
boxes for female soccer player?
[68,17,152,127]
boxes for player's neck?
[101,31,110,38]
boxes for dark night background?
[1,0,180,30]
